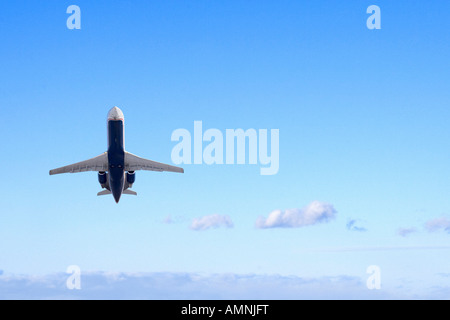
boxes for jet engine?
[98,171,108,188]
[126,171,135,185]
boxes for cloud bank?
[1,270,447,300]
[190,214,233,231]
[0,271,395,300]
[255,201,336,229]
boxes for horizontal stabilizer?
[97,190,111,196]
[123,189,137,196]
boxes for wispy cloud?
[255,201,336,229]
[163,215,174,224]
[397,227,417,237]
[190,214,233,231]
[346,219,367,232]
[163,214,188,225]
[425,217,450,233]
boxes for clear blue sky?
[0,0,450,299]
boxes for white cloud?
[190,214,233,231]
[255,201,336,229]
[425,217,450,233]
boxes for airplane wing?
[49,153,108,175]
[124,151,184,173]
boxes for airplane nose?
[108,106,124,121]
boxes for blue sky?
[1,0,450,299]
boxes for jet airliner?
[50,107,184,203]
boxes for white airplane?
[50,107,184,203]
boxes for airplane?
[49,106,184,203]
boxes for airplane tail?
[97,190,111,196]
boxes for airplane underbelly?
[109,167,124,203]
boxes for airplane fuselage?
[107,119,125,203]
